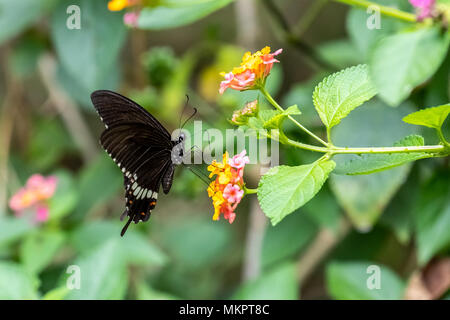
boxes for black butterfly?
[91,90,186,236]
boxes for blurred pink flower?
[9,174,57,223]
[123,11,140,27]
[409,0,435,20]
[223,184,244,204]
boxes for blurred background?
[0,0,449,300]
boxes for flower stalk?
[333,0,417,22]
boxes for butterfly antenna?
[121,215,134,237]
[184,165,218,195]
[181,107,197,129]
[178,95,190,129]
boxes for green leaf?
[135,283,179,300]
[233,263,298,299]
[335,135,432,175]
[48,170,78,221]
[369,26,450,106]
[326,261,405,300]
[0,217,34,247]
[159,218,232,270]
[261,105,300,129]
[70,221,167,267]
[72,155,122,221]
[138,0,234,30]
[0,262,38,299]
[303,186,342,232]
[51,0,126,91]
[313,64,377,129]
[64,239,128,300]
[379,171,419,244]
[403,103,450,129]
[20,230,65,275]
[318,40,363,68]
[0,0,57,44]
[346,1,407,59]
[258,159,336,225]
[413,171,450,265]
[262,213,317,269]
[330,99,418,230]
[42,286,70,300]
[26,119,74,171]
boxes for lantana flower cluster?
[219,46,282,94]
[207,150,250,223]
[9,174,58,223]
[231,100,259,125]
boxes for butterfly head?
[171,132,185,165]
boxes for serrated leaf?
[313,64,377,129]
[369,26,450,106]
[403,103,450,129]
[138,0,233,30]
[257,160,336,225]
[335,135,432,175]
[326,261,405,300]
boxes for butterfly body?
[91,90,183,236]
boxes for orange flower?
[219,46,282,94]
[207,151,249,223]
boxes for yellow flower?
[108,0,140,11]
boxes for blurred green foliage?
[0,0,449,301]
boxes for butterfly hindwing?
[91,90,178,236]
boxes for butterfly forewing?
[91,90,177,236]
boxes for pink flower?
[222,204,236,224]
[123,11,140,27]
[228,150,250,169]
[219,70,256,94]
[409,0,435,20]
[260,48,283,77]
[223,184,244,204]
[9,174,57,223]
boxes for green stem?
[293,0,329,36]
[259,87,330,147]
[437,128,450,148]
[244,186,258,195]
[258,87,447,157]
[286,138,446,155]
[333,0,417,22]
